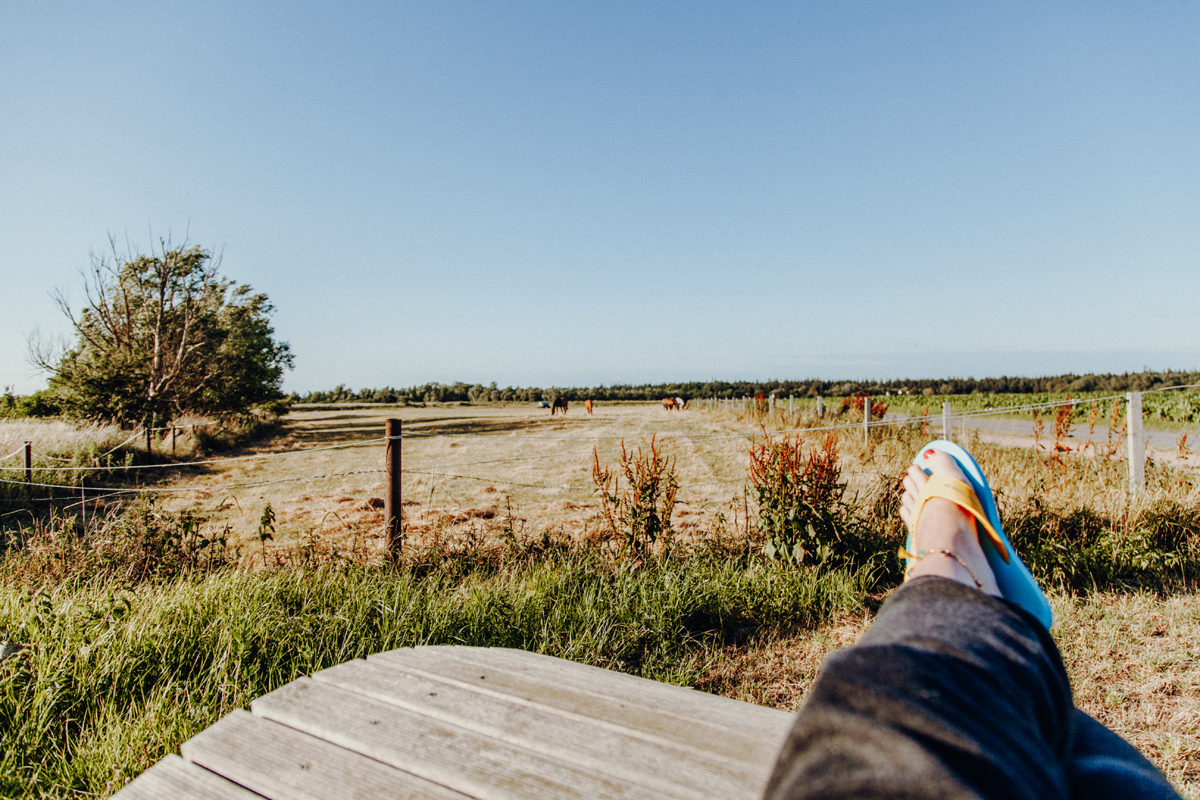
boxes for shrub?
[750,433,845,565]
[747,431,903,575]
[1,499,234,587]
[0,388,60,419]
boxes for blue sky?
[3,2,1199,393]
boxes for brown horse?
[551,398,569,415]
[584,399,593,415]
[662,397,678,411]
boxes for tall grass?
[0,421,134,466]
[0,555,869,797]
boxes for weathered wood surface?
[113,646,794,799]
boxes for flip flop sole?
[913,440,1053,630]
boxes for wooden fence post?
[863,395,871,445]
[385,419,403,560]
[769,394,775,414]
[817,396,825,419]
[789,395,794,415]
[1127,392,1145,495]
[146,425,153,457]
[171,426,177,457]
[24,441,32,485]
[942,401,952,441]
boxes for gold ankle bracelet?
[900,547,983,590]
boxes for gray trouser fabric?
[763,577,1179,800]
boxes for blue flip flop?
[910,440,1053,630]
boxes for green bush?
[0,388,60,419]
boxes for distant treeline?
[290,371,1200,406]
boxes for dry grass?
[154,403,766,562]
[0,419,131,464]
[0,417,213,470]
[1055,592,1200,796]
[694,614,873,710]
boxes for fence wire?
[26,437,389,472]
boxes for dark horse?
[551,398,569,415]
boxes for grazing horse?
[551,398,569,415]
[584,399,593,415]
[675,397,687,410]
[662,397,678,411]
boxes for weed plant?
[591,437,680,562]
[750,433,848,565]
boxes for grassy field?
[2,401,1200,797]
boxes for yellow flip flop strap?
[909,474,1009,564]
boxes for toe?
[918,449,969,482]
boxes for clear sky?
[3,2,1199,393]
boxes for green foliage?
[884,390,1200,427]
[1143,391,1200,424]
[255,398,292,417]
[40,240,293,426]
[0,388,60,419]
[591,438,680,562]
[1004,496,1200,592]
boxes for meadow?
[2,400,1200,797]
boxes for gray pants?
[764,577,1180,799]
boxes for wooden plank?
[251,677,666,800]
[314,659,767,800]
[112,754,261,800]
[364,652,787,767]
[431,646,790,730]
[369,646,792,760]
[182,709,469,800]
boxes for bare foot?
[899,449,1000,597]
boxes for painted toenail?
[923,449,934,458]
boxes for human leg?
[763,445,1180,800]
[763,576,1074,800]
[1067,710,1179,799]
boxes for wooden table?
[114,645,795,799]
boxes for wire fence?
[1,384,1196,505]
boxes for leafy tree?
[33,238,293,426]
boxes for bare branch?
[26,327,64,373]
